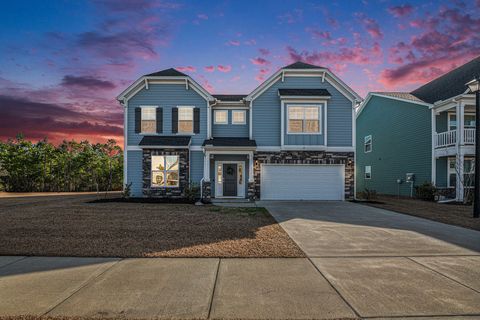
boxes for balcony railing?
[434,129,475,148]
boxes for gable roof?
[212,94,247,101]
[356,92,431,118]
[372,92,425,103]
[145,68,188,77]
[278,88,331,97]
[411,56,480,104]
[283,61,324,69]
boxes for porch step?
[211,198,251,203]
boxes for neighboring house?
[117,62,361,201]
[356,56,480,200]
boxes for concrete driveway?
[261,201,480,318]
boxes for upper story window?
[214,110,228,124]
[364,135,372,153]
[287,105,321,134]
[365,166,371,179]
[232,110,246,124]
[449,113,476,130]
[178,107,194,133]
[151,155,179,188]
[141,107,156,133]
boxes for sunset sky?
[1,0,479,145]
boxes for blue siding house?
[117,62,361,201]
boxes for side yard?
[0,194,304,258]
[358,195,480,231]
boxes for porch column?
[248,151,254,183]
[431,109,436,185]
[203,151,210,182]
[456,152,465,202]
[457,102,465,147]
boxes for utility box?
[406,173,415,182]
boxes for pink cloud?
[250,57,270,66]
[244,39,257,45]
[388,4,413,17]
[197,13,208,20]
[255,69,270,82]
[355,13,383,39]
[259,48,270,56]
[176,66,196,72]
[227,40,240,46]
[204,66,215,72]
[217,65,232,72]
[306,28,331,40]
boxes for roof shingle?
[212,94,247,101]
[283,61,324,69]
[278,88,331,97]
[202,137,256,147]
[139,136,191,147]
[373,92,425,103]
[145,68,188,77]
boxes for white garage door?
[260,164,344,200]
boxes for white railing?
[434,129,476,148]
[464,128,475,145]
[435,130,456,148]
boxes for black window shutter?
[172,107,178,133]
[194,108,200,133]
[156,107,163,133]
[135,107,141,133]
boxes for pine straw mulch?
[0,194,304,258]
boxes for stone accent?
[142,149,189,198]
[253,151,355,200]
[247,181,256,201]
[202,181,212,203]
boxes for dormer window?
[287,105,321,134]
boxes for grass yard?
[358,195,480,231]
[0,194,304,258]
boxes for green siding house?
[356,93,432,197]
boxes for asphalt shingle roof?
[278,88,331,97]
[145,68,188,77]
[373,92,425,103]
[212,94,247,101]
[139,136,191,147]
[202,138,257,147]
[283,61,324,69]
[411,56,480,104]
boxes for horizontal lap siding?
[356,95,432,196]
[127,84,208,146]
[212,110,249,137]
[253,76,352,146]
[190,151,204,184]
[127,151,143,197]
[436,157,448,188]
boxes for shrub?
[415,182,436,201]
[122,182,132,199]
[358,188,377,200]
[184,182,200,202]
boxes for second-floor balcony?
[434,128,475,148]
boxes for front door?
[223,163,238,196]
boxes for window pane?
[289,119,303,133]
[289,107,303,120]
[179,108,193,120]
[449,159,456,169]
[365,144,372,152]
[215,110,228,123]
[217,164,222,183]
[304,107,318,120]
[364,135,371,143]
[165,156,178,170]
[449,114,457,130]
[238,164,243,184]
[305,120,319,132]
[141,108,156,120]
[152,156,165,171]
[166,171,179,187]
[141,120,156,133]
[465,115,476,128]
[179,120,193,132]
[449,173,456,187]
[232,111,245,124]
[152,171,165,186]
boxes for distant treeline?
[0,135,123,192]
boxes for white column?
[207,103,212,139]
[248,151,254,183]
[456,152,464,202]
[249,100,253,140]
[431,109,436,185]
[457,102,464,147]
[203,151,210,182]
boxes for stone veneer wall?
[253,151,355,200]
[142,149,189,198]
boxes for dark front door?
[223,163,237,197]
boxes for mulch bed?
[0,194,304,258]
[358,195,480,231]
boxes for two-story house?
[117,62,361,201]
[356,56,480,201]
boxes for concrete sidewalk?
[1,255,480,319]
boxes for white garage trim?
[260,164,345,201]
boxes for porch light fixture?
[466,77,480,218]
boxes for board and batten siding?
[252,76,352,146]
[356,95,432,197]
[126,150,143,197]
[211,109,249,137]
[127,84,208,146]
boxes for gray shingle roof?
[278,88,331,97]
[202,138,257,147]
[283,61,324,69]
[373,92,425,103]
[145,68,188,77]
[212,94,247,101]
[139,136,191,147]
[411,56,480,104]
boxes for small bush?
[415,182,436,201]
[184,182,200,202]
[122,182,132,199]
[358,188,377,200]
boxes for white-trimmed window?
[214,110,228,124]
[232,110,246,124]
[178,107,194,133]
[364,135,372,153]
[365,166,371,179]
[151,155,179,187]
[287,105,321,133]
[449,113,476,130]
[141,107,156,133]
